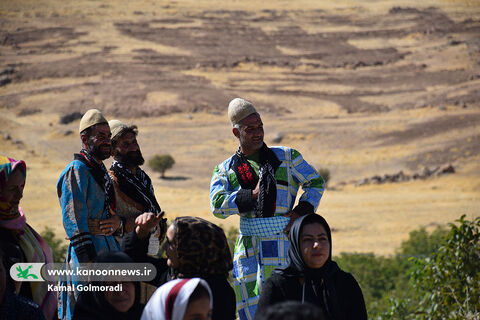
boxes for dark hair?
[256,300,325,320]
[80,125,93,138]
[188,282,210,305]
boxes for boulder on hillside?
[60,112,83,125]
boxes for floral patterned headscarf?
[173,216,233,279]
[0,156,26,218]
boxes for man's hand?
[252,180,260,200]
[135,211,164,239]
[283,211,301,234]
[100,215,121,236]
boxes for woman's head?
[164,223,179,269]
[163,216,232,278]
[93,252,138,313]
[103,281,136,313]
[0,156,26,215]
[288,214,332,270]
[183,283,212,320]
[142,278,212,320]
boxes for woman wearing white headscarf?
[141,278,213,320]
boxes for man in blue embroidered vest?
[57,109,122,319]
[210,98,325,320]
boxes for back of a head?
[174,216,233,278]
[255,301,325,320]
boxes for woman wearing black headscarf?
[255,214,367,320]
[73,252,144,320]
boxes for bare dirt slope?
[1,0,479,255]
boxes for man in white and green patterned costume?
[209,98,325,320]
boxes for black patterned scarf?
[110,161,161,214]
[74,149,116,214]
[232,143,281,218]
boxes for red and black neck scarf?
[74,149,116,214]
[110,161,161,214]
[232,143,281,218]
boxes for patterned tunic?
[210,146,324,320]
[57,160,120,320]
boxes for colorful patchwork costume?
[210,145,324,320]
[57,153,120,319]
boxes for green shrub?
[148,154,175,178]
[317,167,330,186]
[335,223,450,319]
[385,215,480,320]
[397,225,448,258]
[41,227,67,263]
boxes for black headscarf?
[72,252,144,320]
[276,214,341,319]
[283,214,332,275]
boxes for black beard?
[87,140,111,161]
[115,150,145,167]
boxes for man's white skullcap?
[79,109,108,133]
[228,98,257,126]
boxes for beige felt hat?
[79,109,108,133]
[108,119,128,140]
[228,98,257,125]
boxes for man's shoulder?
[64,159,90,172]
[269,146,297,160]
[58,159,91,182]
[216,154,236,171]
[138,166,153,180]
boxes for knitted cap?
[228,98,257,125]
[79,109,108,133]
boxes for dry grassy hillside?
[1,0,479,255]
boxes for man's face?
[113,132,144,167]
[236,113,264,154]
[86,123,112,161]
